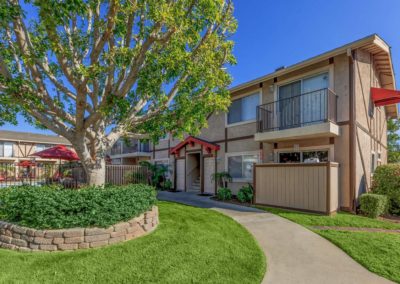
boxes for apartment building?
[0,130,71,164]
[151,34,398,212]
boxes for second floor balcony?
[255,88,340,142]
[110,140,151,157]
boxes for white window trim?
[225,151,260,182]
[225,89,262,128]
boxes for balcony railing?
[256,88,337,133]
[110,141,151,156]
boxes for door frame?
[185,151,203,193]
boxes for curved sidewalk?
[158,191,392,284]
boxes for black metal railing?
[122,142,150,154]
[256,88,337,133]
[0,163,87,189]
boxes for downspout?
[348,48,356,212]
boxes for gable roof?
[229,34,397,118]
[170,136,220,155]
[0,130,71,145]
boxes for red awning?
[31,145,80,161]
[170,136,220,155]
[371,87,400,107]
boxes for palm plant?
[211,172,232,188]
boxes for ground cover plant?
[0,202,266,284]
[0,184,156,229]
[257,206,400,283]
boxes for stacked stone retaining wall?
[0,206,158,252]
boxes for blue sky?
[2,0,399,135]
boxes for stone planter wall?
[0,206,158,252]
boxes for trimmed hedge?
[372,164,400,215]
[359,194,388,218]
[217,188,232,201]
[0,184,156,229]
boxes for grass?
[256,206,400,229]
[256,206,400,283]
[0,201,266,284]
[318,230,400,283]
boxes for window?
[371,153,377,174]
[227,153,259,180]
[278,150,328,163]
[227,93,259,125]
[302,151,329,163]
[36,144,53,152]
[36,144,46,152]
[0,142,14,157]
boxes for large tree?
[387,118,400,163]
[0,0,236,185]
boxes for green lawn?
[256,206,400,283]
[0,202,266,284]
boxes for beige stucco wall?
[334,54,350,122]
[353,48,389,201]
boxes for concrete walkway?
[158,191,392,284]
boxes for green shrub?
[237,184,253,203]
[163,179,172,190]
[359,194,388,218]
[217,188,232,201]
[0,184,156,229]
[371,164,400,215]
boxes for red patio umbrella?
[17,160,36,167]
[31,145,80,161]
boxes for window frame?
[225,151,260,182]
[276,148,330,163]
[225,90,262,127]
[273,66,334,102]
[2,142,14,158]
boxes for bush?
[371,164,400,215]
[359,194,388,218]
[237,184,253,203]
[217,188,232,201]
[0,184,156,229]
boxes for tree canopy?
[0,0,237,184]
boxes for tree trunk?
[86,159,106,186]
[72,133,108,186]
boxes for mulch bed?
[312,226,400,234]
[210,197,252,207]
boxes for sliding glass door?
[278,80,301,129]
[278,73,329,129]
[301,73,329,125]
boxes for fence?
[106,165,149,185]
[254,162,339,214]
[0,163,149,188]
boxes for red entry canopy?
[32,145,80,161]
[170,136,220,156]
[371,87,400,107]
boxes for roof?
[0,130,71,145]
[170,136,220,155]
[229,34,397,118]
